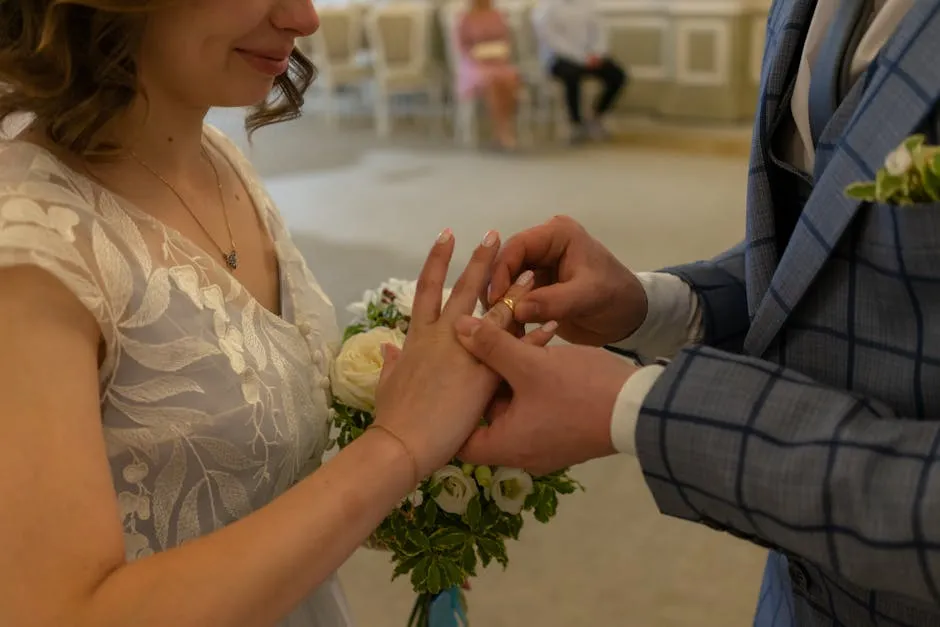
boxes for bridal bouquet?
[329,279,582,627]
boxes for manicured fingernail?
[515,270,534,287]
[380,343,389,359]
[541,320,559,334]
[481,230,499,248]
[437,228,453,244]
[455,316,482,337]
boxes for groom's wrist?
[609,362,667,456]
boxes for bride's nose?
[272,0,319,38]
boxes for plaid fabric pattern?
[635,1,940,625]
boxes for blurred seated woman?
[456,0,521,150]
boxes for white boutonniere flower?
[845,134,940,205]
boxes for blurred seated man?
[532,0,627,144]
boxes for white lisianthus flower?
[345,288,380,321]
[431,465,479,515]
[383,279,422,318]
[330,327,406,412]
[346,279,486,321]
[490,467,535,515]
[885,145,914,177]
[400,489,424,509]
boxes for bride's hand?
[371,229,556,481]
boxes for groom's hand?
[453,315,638,475]
[485,216,648,347]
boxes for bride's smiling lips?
[235,47,292,76]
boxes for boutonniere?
[845,134,940,204]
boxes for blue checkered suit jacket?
[635,1,940,625]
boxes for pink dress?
[456,9,519,100]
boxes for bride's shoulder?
[0,139,102,217]
[204,124,261,185]
[203,124,285,221]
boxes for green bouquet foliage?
[329,282,583,625]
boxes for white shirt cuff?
[612,272,703,358]
[609,364,666,456]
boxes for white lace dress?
[0,127,353,627]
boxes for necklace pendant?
[224,250,238,270]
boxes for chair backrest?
[438,2,466,79]
[502,1,538,70]
[306,6,364,68]
[365,2,432,74]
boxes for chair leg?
[375,91,391,138]
[324,90,338,127]
[518,97,534,148]
[454,102,466,146]
[553,93,568,141]
[463,104,479,149]
[429,85,445,137]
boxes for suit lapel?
[744,0,940,358]
[744,0,817,316]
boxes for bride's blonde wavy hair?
[0,0,316,156]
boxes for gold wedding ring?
[499,296,516,315]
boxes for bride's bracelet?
[367,423,421,488]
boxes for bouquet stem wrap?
[407,587,467,627]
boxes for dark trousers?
[549,56,627,125]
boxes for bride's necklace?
[130,145,239,271]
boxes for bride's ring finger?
[483,269,534,330]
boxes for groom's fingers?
[486,219,572,305]
[454,316,540,385]
[458,424,513,468]
[482,269,534,330]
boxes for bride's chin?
[213,82,278,110]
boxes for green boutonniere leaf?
[845,135,940,204]
[845,181,877,202]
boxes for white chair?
[365,2,446,138]
[303,5,373,126]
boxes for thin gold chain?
[129,144,239,270]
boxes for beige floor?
[208,109,767,627]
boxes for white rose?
[330,327,406,412]
[490,467,534,515]
[431,465,479,515]
[885,145,914,176]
